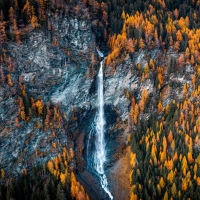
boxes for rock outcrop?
[0,15,96,177]
[0,12,194,199]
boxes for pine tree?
[38,0,46,21]
[163,191,168,200]
[31,6,39,28]
[6,182,15,200]
[56,183,65,200]
[182,156,188,176]
[22,0,32,24]
[126,38,135,53]
[0,67,5,82]
[13,19,21,44]
[159,177,165,188]
[171,183,177,198]
[0,10,6,44]
[9,7,16,25]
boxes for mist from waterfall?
[87,50,113,199]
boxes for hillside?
[0,0,200,199]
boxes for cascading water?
[87,50,113,199]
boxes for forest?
[0,147,90,200]
[0,0,200,199]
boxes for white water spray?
[96,48,104,58]
[87,50,113,199]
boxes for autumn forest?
[0,0,200,199]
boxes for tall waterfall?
[87,51,113,199]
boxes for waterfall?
[87,51,113,199]
[96,48,104,58]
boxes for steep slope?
[1,0,200,200]
[0,13,95,176]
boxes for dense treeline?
[126,33,200,199]
[0,167,71,200]
[121,1,200,199]
[1,0,200,200]
[1,0,200,45]
[0,148,90,200]
[129,94,200,199]
[0,48,90,200]
[105,5,200,66]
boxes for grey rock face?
[52,14,93,52]
[1,12,195,199]
[0,27,159,177]
[0,15,95,177]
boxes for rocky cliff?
[0,10,194,200]
[0,14,95,174]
